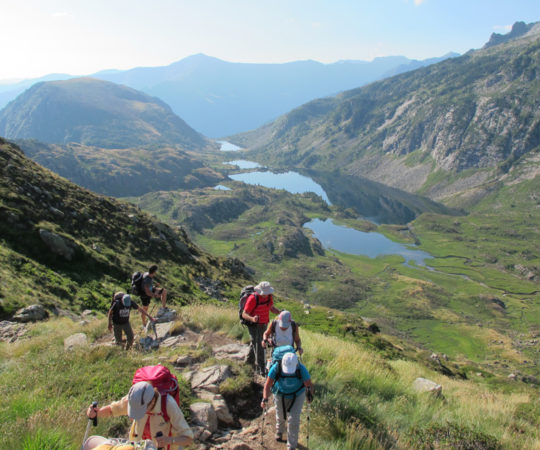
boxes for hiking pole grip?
[91,401,98,426]
[156,431,164,450]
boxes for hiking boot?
[275,432,283,442]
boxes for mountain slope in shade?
[14,138,224,197]
[0,78,210,150]
[0,137,248,317]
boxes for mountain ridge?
[0,77,210,150]
[230,22,540,208]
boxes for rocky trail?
[1,305,312,449]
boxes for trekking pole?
[306,400,310,449]
[81,401,98,450]
[155,431,163,450]
[260,403,267,447]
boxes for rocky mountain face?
[0,54,459,138]
[0,138,249,318]
[0,78,210,150]
[233,22,540,207]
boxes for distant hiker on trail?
[262,310,303,355]
[108,292,155,350]
[241,281,281,375]
[140,264,167,326]
[261,352,313,450]
[86,380,193,450]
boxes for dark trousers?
[113,322,134,349]
[246,323,266,374]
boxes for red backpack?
[132,365,179,423]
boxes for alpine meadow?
[0,13,538,450]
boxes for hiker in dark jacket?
[139,264,167,326]
[262,310,303,355]
[241,281,281,375]
[108,292,155,350]
[261,352,313,450]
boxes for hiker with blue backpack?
[240,281,281,376]
[261,350,314,450]
[262,310,303,355]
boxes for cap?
[127,381,155,420]
[281,352,298,375]
[278,310,292,328]
[122,294,132,307]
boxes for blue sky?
[1,0,539,81]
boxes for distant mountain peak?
[484,21,538,48]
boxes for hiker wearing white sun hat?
[261,352,313,449]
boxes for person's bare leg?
[141,305,149,326]
[161,289,167,308]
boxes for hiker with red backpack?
[241,281,281,376]
[261,352,313,450]
[86,365,193,450]
[262,310,303,355]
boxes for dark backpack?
[238,285,271,325]
[132,365,180,423]
[131,271,144,296]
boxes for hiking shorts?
[140,295,151,306]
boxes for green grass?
[2,307,537,449]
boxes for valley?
[0,19,538,450]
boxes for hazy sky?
[1,0,539,81]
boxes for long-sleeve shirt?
[109,394,193,450]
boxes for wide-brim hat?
[255,281,274,295]
[127,381,155,420]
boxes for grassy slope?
[1,305,537,449]
[0,138,250,318]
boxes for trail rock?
[190,402,218,433]
[0,320,27,342]
[175,355,194,366]
[191,365,233,391]
[64,333,88,351]
[213,396,235,425]
[412,377,442,396]
[139,336,160,351]
[13,304,49,322]
[156,307,177,323]
[154,321,174,339]
[39,229,77,261]
[213,343,250,361]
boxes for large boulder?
[39,229,78,261]
[412,377,442,396]
[213,343,250,361]
[190,402,218,433]
[13,304,49,322]
[191,365,233,391]
[64,333,88,351]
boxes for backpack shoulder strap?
[247,293,260,315]
[291,321,297,335]
[271,320,277,334]
[160,393,170,423]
